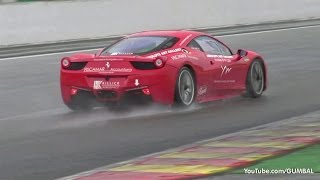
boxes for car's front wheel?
[245,59,265,98]
[174,67,196,107]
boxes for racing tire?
[245,59,265,98]
[174,67,196,107]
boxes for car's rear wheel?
[174,67,195,107]
[245,59,265,98]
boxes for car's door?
[184,39,214,100]
[213,38,247,89]
[187,36,225,98]
[194,36,246,90]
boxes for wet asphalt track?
[0,26,320,180]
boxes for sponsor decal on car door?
[214,55,246,89]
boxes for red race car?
[60,30,267,110]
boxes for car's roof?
[127,30,208,39]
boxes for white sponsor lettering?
[147,48,182,58]
[84,67,132,73]
[168,48,181,53]
[110,68,132,72]
[148,53,161,58]
[215,59,231,63]
[171,54,187,60]
[171,54,199,61]
[207,54,233,63]
[207,54,233,59]
[101,81,120,89]
[110,52,133,56]
[220,65,232,77]
[214,80,235,83]
[198,85,207,96]
[94,81,120,89]
[187,55,199,60]
[190,47,200,51]
[84,67,106,72]
[98,71,114,74]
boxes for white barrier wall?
[1,0,320,46]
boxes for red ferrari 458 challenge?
[60,30,267,110]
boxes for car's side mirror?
[237,49,248,58]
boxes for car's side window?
[194,36,222,55]
[194,36,233,56]
[215,40,233,56]
[187,40,203,51]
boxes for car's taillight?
[131,62,156,70]
[154,56,167,68]
[154,59,164,68]
[61,58,71,69]
[131,56,167,70]
[70,88,78,95]
[142,88,151,95]
[69,62,88,70]
[61,58,87,70]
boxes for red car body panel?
[60,30,267,107]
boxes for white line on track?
[216,24,320,37]
[0,108,67,122]
[1,24,320,62]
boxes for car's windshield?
[101,36,172,55]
